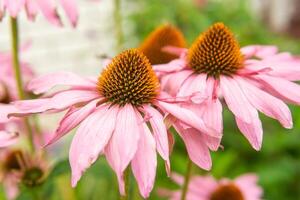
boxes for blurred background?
[1,0,300,199]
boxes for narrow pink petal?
[175,124,212,170]
[236,77,292,128]
[220,76,257,124]
[25,0,38,20]
[59,0,78,27]
[131,121,157,198]
[0,104,18,122]
[156,100,220,138]
[236,115,263,151]
[153,59,187,73]
[27,72,96,95]
[255,74,300,105]
[105,105,140,195]
[0,131,18,147]
[3,0,25,17]
[70,105,118,187]
[35,0,62,26]
[241,45,278,59]
[46,99,98,146]
[177,73,207,97]
[143,105,169,168]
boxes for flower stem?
[120,167,131,200]
[10,17,35,153]
[113,0,124,51]
[180,159,193,200]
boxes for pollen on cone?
[139,24,186,65]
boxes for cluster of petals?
[0,0,78,27]
[0,68,219,198]
[159,173,263,200]
[154,45,300,150]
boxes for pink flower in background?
[159,173,263,200]
[2,49,218,198]
[0,0,78,27]
[154,22,300,150]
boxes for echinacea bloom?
[0,0,78,27]
[4,49,217,198]
[159,173,263,200]
[139,24,186,65]
[154,22,300,150]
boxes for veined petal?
[131,121,157,198]
[28,72,96,95]
[70,105,118,187]
[105,104,140,195]
[143,105,169,171]
[36,0,62,26]
[220,76,257,124]
[46,99,99,146]
[236,76,292,129]
[59,0,78,27]
[256,74,300,105]
[177,73,207,98]
[0,131,18,147]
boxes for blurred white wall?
[0,0,129,76]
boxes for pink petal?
[59,0,78,27]
[235,77,292,128]
[235,115,263,151]
[220,76,257,124]
[3,0,25,17]
[46,99,99,146]
[28,72,96,95]
[177,73,207,97]
[255,74,300,105]
[174,124,212,170]
[0,131,18,147]
[156,100,220,138]
[235,174,263,200]
[105,105,140,195]
[143,105,169,170]
[35,0,62,26]
[153,59,187,73]
[70,105,118,187]
[25,0,38,20]
[241,45,278,59]
[131,121,157,198]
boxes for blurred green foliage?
[9,0,300,200]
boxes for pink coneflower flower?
[4,49,217,198]
[0,0,78,27]
[159,173,263,200]
[154,22,300,150]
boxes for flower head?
[158,173,263,200]
[154,22,300,150]
[3,49,217,198]
[139,24,186,65]
[0,0,78,27]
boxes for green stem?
[10,17,35,153]
[113,0,124,51]
[180,159,193,200]
[120,167,131,200]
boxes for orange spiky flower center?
[139,24,186,65]
[210,183,244,200]
[187,23,243,77]
[97,49,160,106]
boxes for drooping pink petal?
[153,59,187,73]
[70,105,118,187]
[27,72,96,95]
[220,76,257,124]
[35,0,62,26]
[255,74,300,105]
[177,73,207,97]
[175,124,212,170]
[156,100,219,138]
[235,114,263,151]
[143,105,169,170]
[105,104,140,195]
[131,121,157,198]
[241,45,278,59]
[25,0,38,20]
[59,0,78,27]
[236,76,292,128]
[45,99,99,146]
[3,0,25,17]
[0,131,18,147]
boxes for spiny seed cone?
[210,184,244,200]
[187,23,244,77]
[139,24,186,65]
[97,49,160,106]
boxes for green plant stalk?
[120,167,131,200]
[10,17,35,153]
[180,159,193,200]
[113,0,124,51]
